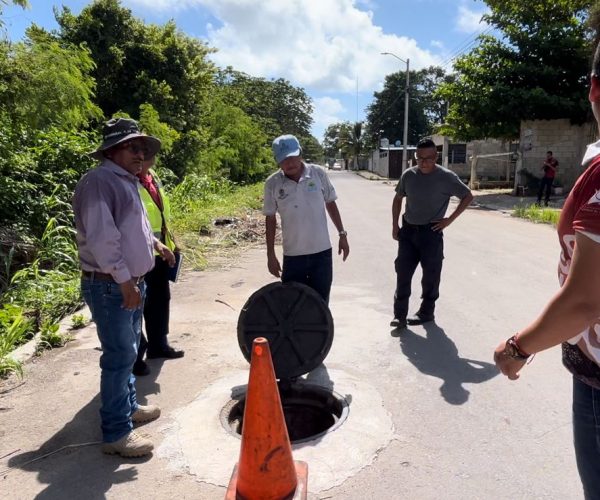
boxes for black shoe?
[390,318,407,329]
[406,313,434,326]
[133,360,150,376]
[147,346,185,359]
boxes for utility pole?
[381,52,410,172]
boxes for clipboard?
[168,252,183,282]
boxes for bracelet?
[513,333,532,357]
[506,334,531,360]
[338,230,348,237]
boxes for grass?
[0,179,264,377]
[512,204,561,226]
[70,313,87,329]
[171,182,264,270]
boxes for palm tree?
[344,121,363,170]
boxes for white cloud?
[455,4,489,34]
[312,96,346,134]
[127,0,440,94]
[430,40,445,50]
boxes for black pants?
[393,222,444,321]
[282,248,333,303]
[137,256,171,362]
[537,177,553,205]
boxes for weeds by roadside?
[170,178,264,271]
[0,175,266,378]
[512,204,561,226]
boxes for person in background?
[133,154,184,377]
[73,118,175,457]
[391,138,473,329]
[494,42,600,499]
[263,134,349,303]
[537,150,559,206]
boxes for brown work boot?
[132,404,161,423]
[101,431,153,457]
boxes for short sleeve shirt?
[395,166,471,225]
[558,155,600,364]
[263,163,337,256]
[558,154,600,381]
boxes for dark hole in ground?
[221,383,349,444]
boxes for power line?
[439,25,494,70]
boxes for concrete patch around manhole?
[158,368,394,492]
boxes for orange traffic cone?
[225,337,308,500]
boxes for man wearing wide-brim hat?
[73,117,175,458]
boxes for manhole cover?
[237,282,334,379]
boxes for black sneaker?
[390,318,407,329]
[147,346,185,359]
[406,313,434,325]
[133,360,150,376]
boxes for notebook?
[168,252,183,283]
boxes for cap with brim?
[272,134,302,164]
[89,117,161,160]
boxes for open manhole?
[221,383,349,444]
[227,282,349,443]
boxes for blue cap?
[272,134,302,164]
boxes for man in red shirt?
[537,150,558,206]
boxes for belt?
[402,219,435,230]
[81,271,144,284]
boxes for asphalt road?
[0,170,580,499]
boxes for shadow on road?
[393,322,498,405]
[6,394,150,499]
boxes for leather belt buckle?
[81,270,114,281]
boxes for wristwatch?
[338,230,348,237]
[505,335,530,360]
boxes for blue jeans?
[393,222,444,321]
[282,248,333,303]
[81,277,145,443]
[573,376,600,499]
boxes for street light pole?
[381,52,410,172]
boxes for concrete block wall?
[432,136,513,181]
[521,119,596,189]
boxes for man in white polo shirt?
[263,134,349,302]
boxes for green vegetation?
[171,178,265,270]
[37,320,72,353]
[437,1,594,140]
[512,205,562,226]
[70,313,87,329]
[0,0,309,377]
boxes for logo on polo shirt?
[307,181,317,192]
[278,188,288,200]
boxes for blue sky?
[3,0,490,141]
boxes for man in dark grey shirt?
[391,138,473,329]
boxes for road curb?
[9,305,92,366]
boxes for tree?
[198,98,272,183]
[55,0,216,176]
[297,135,324,164]
[365,66,450,149]
[0,28,101,131]
[216,68,314,140]
[322,122,352,160]
[0,0,28,22]
[436,0,593,141]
